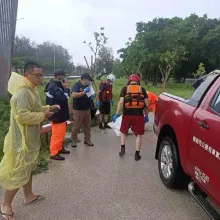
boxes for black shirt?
[45,79,70,124]
[120,86,148,116]
[72,81,91,110]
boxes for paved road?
[0,128,209,220]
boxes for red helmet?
[128,74,140,82]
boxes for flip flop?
[24,195,45,205]
[0,207,14,220]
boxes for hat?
[54,69,66,76]
[81,73,93,81]
[128,74,140,82]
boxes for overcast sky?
[16,0,219,65]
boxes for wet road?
[0,128,209,220]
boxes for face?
[25,68,43,86]
[107,79,113,85]
[55,75,65,82]
[130,80,138,85]
[81,78,90,86]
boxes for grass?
[0,78,194,173]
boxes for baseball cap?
[81,73,93,81]
[54,69,66,76]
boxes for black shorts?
[100,101,111,114]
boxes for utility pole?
[53,43,56,72]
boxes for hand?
[84,87,90,93]
[110,100,114,106]
[112,114,119,123]
[144,115,149,123]
[44,109,54,119]
[49,105,60,113]
[61,80,69,88]
[90,95,95,100]
[96,100,100,108]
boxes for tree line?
[116,14,220,86]
[12,33,115,77]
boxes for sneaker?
[84,140,94,147]
[135,154,141,161]
[104,123,112,129]
[72,140,77,148]
[59,148,70,154]
[99,123,105,130]
[119,147,125,156]
[50,154,65,160]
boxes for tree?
[118,14,220,89]
[193,63,206,79]
[96,46,114,78]
[159,49,186,92]
[12,35,73,74]
[112,59,125,78]
[83,27,108,77]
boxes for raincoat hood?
[8,72,35,95]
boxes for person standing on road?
[0,62,59,220]
[112,74,148,161]
[44,69,71,161]
[71,73,94,148]
[96,74,116,129]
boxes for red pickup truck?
[154,70,220,220]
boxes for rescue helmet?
[128,74,140,83]
[107,73,116,82]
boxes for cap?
[54,69,66,76]
[81,73,93,81]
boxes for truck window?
[210,88,220,114]
[187,74,218,107]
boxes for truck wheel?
[158,137,188,189]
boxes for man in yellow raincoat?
[0,62,59,220]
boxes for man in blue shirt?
[71,73,94,148]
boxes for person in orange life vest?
[112,74,149,161]
[147,91,158,113]
[96,74,116,129]
[45,69,70,161]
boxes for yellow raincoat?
[0,72,49,190]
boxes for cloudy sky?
[17,0,219,65]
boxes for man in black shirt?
[71,73,94,148]
[112,74,149,161]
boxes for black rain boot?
[104,122,111,129]
[50,154,65,161]
[59,148,70,154]
[135,151,141,161]
[119,145,125,156]
[99,123,105,130]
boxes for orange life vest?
[147,91,158,113]
[99,82,113,102]
[124,85,145,109]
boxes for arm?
[42,105,50,112]
[97,84,105,100]
[51,87,70,101]
[97,90,101,100]
[72,84,86,99]
[143,99,149,116]
[72,91,86,98]
[13,88,45,125]
[116,97,124,115]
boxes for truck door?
[187,84,220,205]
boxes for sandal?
[24,195,45,205]
[0,207,14,220]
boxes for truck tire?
[158,137,188,189]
